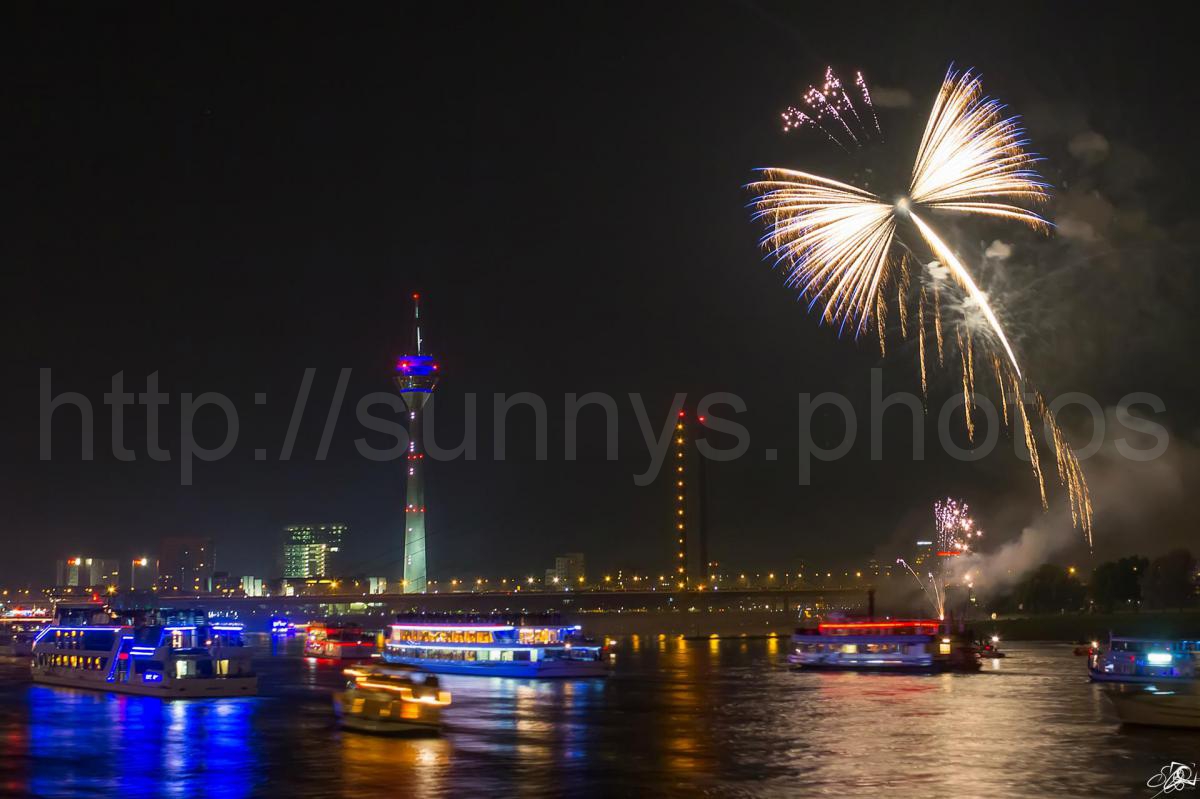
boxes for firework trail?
[750,66,1093,542]
[855,71,881,136]
[896,557,942,619]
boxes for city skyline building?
[555,553,586,585]
[156,537,215,593]
[55,557,120,589]
[282,524,346,578]
[394,292,439,594]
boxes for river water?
[1,636,1196,797]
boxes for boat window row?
[517,629,568,645]
[391,629,496,644]
[796,643,909,654]
[44,630,120,651]
[36,653,108,670]
[390,646,533,662]
[1109,640,1200,654]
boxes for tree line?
[990,549,1197,615]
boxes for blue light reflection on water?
[25,686,259,799]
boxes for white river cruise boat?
[1,607,53,656]
[383,619,608,677]
[31,604,257,697]
[789,619,981,672]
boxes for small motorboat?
[978,634,1006,658]
[333,665,450,735]
[1104,683,1200,729]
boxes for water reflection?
[2,639,1198,797]
[26,687,258,798]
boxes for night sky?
[4,3,1198,586]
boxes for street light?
[131,557,149,591]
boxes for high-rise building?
[282,524,346,578]
[240,576,265,597]
[554,553,586,585]
[55,557,120,588]
[913,540,935,569]
[156,537,215,593]
[128,556,154,590]
[393,293,439,594]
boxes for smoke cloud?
[951,408,1198,598]
[871,86,912,108]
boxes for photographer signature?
[1148,762,1198,797]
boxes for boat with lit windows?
[304,621,377,659]
[333,664,451,734]
[0,607,53,656]
[383,619,608,677]
[270,616,296,636]
[789,619,981,672]
[30,605,257,697]
[1088,636,1199,684]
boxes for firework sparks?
[898,498,985,620]
[935,497,982,555]
[750,65,1093,543]
[781,66,878,149]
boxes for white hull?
[384,653,609,678]
[1106,688,1200,728]
[32,670,257,698]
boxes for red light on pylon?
[412,293,420,300]
[678,410,685,418]
[698,415,706,423]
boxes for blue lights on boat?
[142,671,163,683]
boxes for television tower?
[394,293,439,593]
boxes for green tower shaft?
[393,293,439,593]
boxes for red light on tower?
[678,410,685,418]
[412,292,420,300]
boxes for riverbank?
[985,610,1200,641]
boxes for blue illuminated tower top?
[393,292,440,395]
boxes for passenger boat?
[0,607,53,656]
[333,665,451,734]
[30,605,256,697]
[269,616,296,636]
[1104,683,1200,728]
[383,620,608,677]
[1088,636,1199,684]
[789,619,981,672]
[304,622,377,659]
